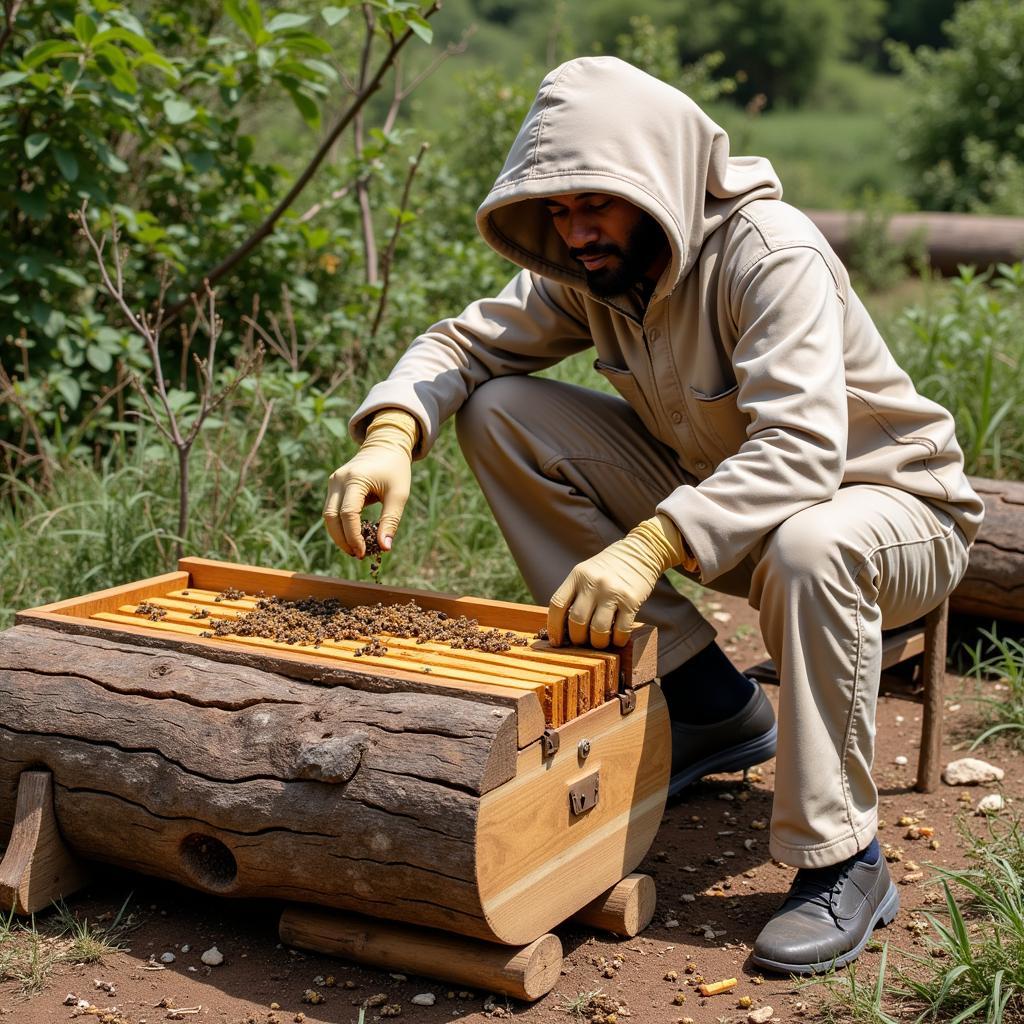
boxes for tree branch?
[161,1,441,324]
[370,141,428,337]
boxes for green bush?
[890,0,1024,213]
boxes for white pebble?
[160,952,175,964]
[748,1007,774,1023]
[976,793,1005,815]
[201,946,224,966]
[180,944,190,953]
[895,714,905,723]
[412,993,436,1006]
[894,755,909,766]
[943,757,1005,786]
[389,973,407,982]
[188,966,197,973]
[664,918,680,928]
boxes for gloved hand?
[548,512,693,648]
[322,409,419,557]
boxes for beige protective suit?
[350,57,984,868]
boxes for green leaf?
[54,146,79,182]
[74,13,98,44]
[86,344,113,372]
[56,376,81,410]
[321,6,351,26]
[407,13,433,44]
[225,0,264,41]
[25,133,50,159]
[163,97,197,124]
[15,190,48,219]
[92,27,154,53]
[134,51,179,80]
[92,140,128,173]
[267,13,311,32]
[0,71,27,89]
[110,69,137,94]
[23,40,78,68]
[284,85,320,128]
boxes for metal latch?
[542,728,560,758]
[616,687,637,714]
[569,771,600,816]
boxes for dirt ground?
[1,592,1017,1024]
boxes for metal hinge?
[616,687,637,714]
[542,728,560,758]
[569,771,600,816]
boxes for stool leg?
[915,599,949,793]
[0,771,90,914]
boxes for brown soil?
[1,593,1017,1024]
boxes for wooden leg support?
[915,599,949,794]
[279,908,563,1002]
[0,771,90,914]
[570,872,656,937]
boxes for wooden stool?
[747,597,949,793]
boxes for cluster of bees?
[194,592,529,656]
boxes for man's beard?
[570,212,668,297]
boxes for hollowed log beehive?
[0,558,668,945]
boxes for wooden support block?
[570,873,656,937]
[0,771,90,914]
[916,598,949,794]
[279,907,562,1002]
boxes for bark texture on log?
[805,209,1024,275]
[0,625,517,937]
[951,477,1024,623]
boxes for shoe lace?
[787,862,857,930]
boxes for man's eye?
[547,207,566,217]
[589,201,610,212]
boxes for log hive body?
[951,477,1024,624]
[0,558,668,946]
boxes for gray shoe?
[668,682,777,797]
[751,850,899,975]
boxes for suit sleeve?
[657,245,848,582]
[349,270,592,458]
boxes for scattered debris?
[698,978,737,997]
[200,946,223,966]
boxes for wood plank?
[95,610,563,726]
[20,613,546,748]
[279,909,563,1001]
[16,570,190,622]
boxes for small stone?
[737,995,752,1008]
[270,1004,280,1010]
[411,993,435,1006]
[664,918,680,929]
[894,755,909,766]
[64,994,77,1006]
[366,994,388,1007]
[750,819,768,830]
[664,971,678,982]
[680,893,695,902]
[301,990,324,1006]
[977,793,1005,815]
[201,946,223,966]
[942,758,1004,785]
[380,1005,402,1017]
[160,952,176,964]
[748,1007,775,1023]
[187,966,197,973]
[180,944,190,953]
[389,973,407,982]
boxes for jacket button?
[671,411,682,424]
[649,328,660,341]
[696,461,708,471]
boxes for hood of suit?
[476,57,783,302]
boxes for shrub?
[890,0,1024,213]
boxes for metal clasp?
[542,729,560,758]
[569,771,600,816]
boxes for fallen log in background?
[805,209,1024,275]
[951,477,1024,624]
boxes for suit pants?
[455,375,971,868]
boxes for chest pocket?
[688,384,751,460]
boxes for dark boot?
[668,683,777,797]
[751,847,899,974]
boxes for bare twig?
[370,141,428,337]
[74,200,264,559]
[0,0,24,58]
[161,1,441,323]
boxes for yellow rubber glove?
[548,513,695,649]
[322,409,418,557]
